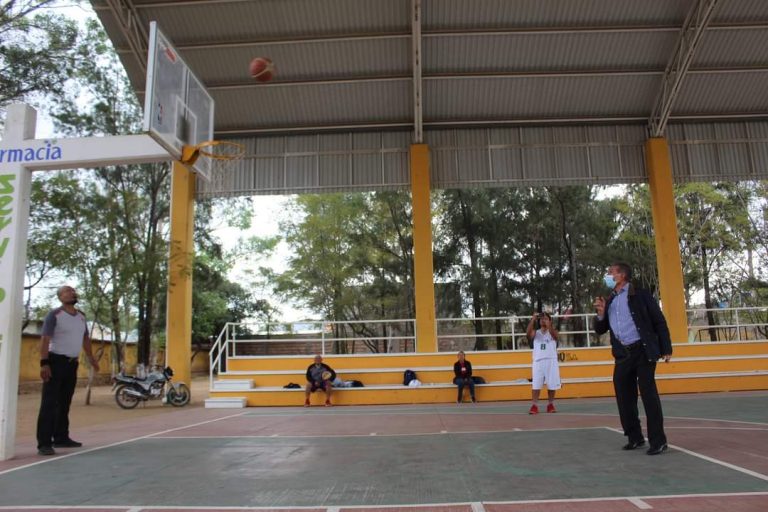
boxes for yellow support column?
[165,161,196,386]
[645,138,688,343]
[410,144,437,352]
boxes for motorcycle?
[113,366,191,409]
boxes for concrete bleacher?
[204,341,768,408]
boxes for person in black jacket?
[593,262,673,455]
[453,351,476,404]
[305,355,336,407]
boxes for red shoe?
[325,399,332,407]
[304,399,310,407]
[529,404,539,415]
[547,403,556,413]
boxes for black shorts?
[310,380,330,392]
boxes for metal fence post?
[511,316,516,350]
[735,309,742,342]
[321,322,326,356]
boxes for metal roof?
[90,0,768,196]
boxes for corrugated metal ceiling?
[91,0,768,136]
[88,0,768,196]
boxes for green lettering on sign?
[0,173,17,305]
[0,194,12,215]
[0,174,14,194]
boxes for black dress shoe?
[37,446,56,456]
[53,439,83,448]
[622,439,646,450]
[646,444,668,455]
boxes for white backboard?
[143,21,215,178]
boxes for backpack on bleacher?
[403,369,417,386]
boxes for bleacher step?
[209,370,768,406]
[205,397,247,408]
[213,379,254,391]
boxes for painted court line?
[604,427,768,483]
[246,411,537,418]
[669,443,768,482]
[666,426,768,431]
[1,493,768,510]
[0,411,248,477]
[155,426,609,440]
[665,415,768,427]
[471,502,487,512]
[483,491,768,506]
[628,497,653,509]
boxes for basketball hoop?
[181,140,245,192]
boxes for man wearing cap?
[304,355,336,407]
[36,286,99,456]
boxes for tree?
[675,182,754,340]
[0,1,79,109]
[276,192,416,353]
[44,18,171,366]
[185,198,272,347]
[25,172,89,328]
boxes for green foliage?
[435,186,615,315]
[275,192,415,352]
[0,1,79,109]
[675,182,756,307]
[25,14,270,365]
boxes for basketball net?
[182,140,246,192]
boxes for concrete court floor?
[0,390,767,511]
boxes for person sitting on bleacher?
[304,355,336,407]
[453,351,476,404]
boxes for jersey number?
[540,343,547,350]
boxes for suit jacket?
[593,284,673,361]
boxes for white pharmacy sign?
[0,104,170,460]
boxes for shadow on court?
[1,392,767,511]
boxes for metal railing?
[687,306,768,343]
[209,318,416,385]
[436,313,602,352]
[209,306,768,381]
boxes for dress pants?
[613,344,667,448]
[36,353,79,448]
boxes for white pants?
[532,358,561,390]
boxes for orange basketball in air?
[249,57,275,82]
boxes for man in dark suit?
[593,262,673,455]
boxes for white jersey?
[532,329,558,361]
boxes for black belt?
[49,352,79,363]
[624,341,642,351]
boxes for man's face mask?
[604,274,616,289]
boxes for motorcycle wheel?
[115,384,140,409]
[167,383,191,407]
